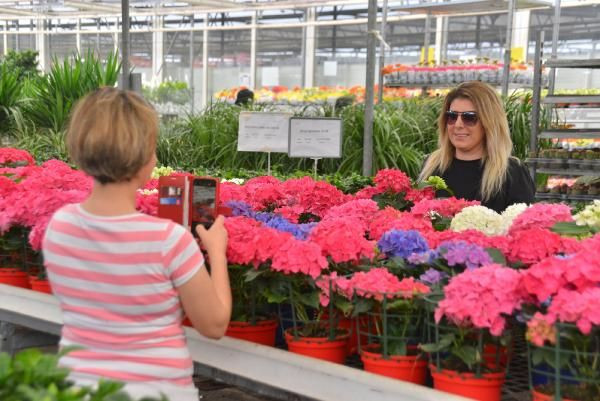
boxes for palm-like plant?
[24,50,121,134]
[0,64,25,137]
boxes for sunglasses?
[445,110,478,127]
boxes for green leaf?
[298,291,320,309]
[451,345,480,369]
[334,298,353,315]
[551,221,592,237]
[419,332,455,353]
[243,269,263,283]
[486,247,507,265]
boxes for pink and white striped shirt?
[42,203,203,401]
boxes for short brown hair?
[67,87,158,184]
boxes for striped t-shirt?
[42,203,204,401]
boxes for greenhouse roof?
[0,0,567,19]
[0,0,374,18]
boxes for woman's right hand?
[195,215,228,256]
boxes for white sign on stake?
[288,117,343,158]
[237,112,291,153]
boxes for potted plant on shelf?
[322,269,431,383]
[0,225,29,288]
[419,264,523,401]
[520,240,600,401]
[219,215,323,347]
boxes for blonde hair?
[67,87,158,184]
[419,81,513,201]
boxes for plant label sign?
[237,111,292,153]
[288,117,343,158]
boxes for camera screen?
[192,181,216,222]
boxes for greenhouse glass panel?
[256,27,302,90]
[315,23,368,88]
[207,28,251,102]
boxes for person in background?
[234,88,254,106]
[42,87,231,401]
[419,81,535,212]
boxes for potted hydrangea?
[420,264,523,401]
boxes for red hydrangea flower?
[0,147,35,167]
[224,216,261,265]
[253,226,292,266]
[405,187,435,204]
[309,217,375,263]
[373,169,412,194]
[354,185,383,200]
[135,190,158,216]
[506,228,566,265]
[220,181,248,204]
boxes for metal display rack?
[528,34,600,202]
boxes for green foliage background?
[1,51,537,179]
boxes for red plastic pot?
[361,345,427,384]
[284,329,349,364]
[430,365,505,401]
[29,276,52,294]
[531,389,576,401]
[226,319,278,346]
[483,344,510,370]
[0,268,30,289]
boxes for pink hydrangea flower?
[322,199,379,231]
[526,312,557,347]
[368,208,433,241]
[410,197,481,219]
[509,203,573,234]
[271,237,328,278]
[435,264,523,336]
[547,288,600,335]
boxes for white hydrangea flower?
[138,188,158,196]
[151,166,175,179]
[221,178,245,185]
[450,205,504,236]
[574,200,600,229]
[500,203,530,234]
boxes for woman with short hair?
[419,81,535,212]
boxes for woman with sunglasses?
[419,81,535,212]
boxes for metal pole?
[377,0,388,103]
[189,14,195,113]
[120,0,131,90]
[530,31,544,180]
[363,0,377,176]
[548,0,561,93]
[501,0,515,96]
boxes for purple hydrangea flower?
[377,229,429,259]
[407,250,439,265]
[419,268,448,285]
[437,240,492,270]
[225,201,314,240]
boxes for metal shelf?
[545,58,600,69]
[535,168,599,176]
[394,0,551,15]
[542,95,600,107]
[385,82,533,89]
[539,129,600,139]
[535,193,600,201]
